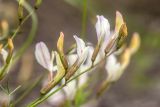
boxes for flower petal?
[67,54,78,66]
[105,55,121,82]
[95,15,110,41]
[63,80,76,100]
[35,42,53,72]
[74,35,85,57]
[85,46,94,67]
[1,49,8,61]
[78,46,89,65]
[47,86,65,106]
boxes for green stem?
[12,75,44,106]
[81,0,87,40]
[13,0,38,62]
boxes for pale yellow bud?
[1,20,8,32]
[35,0,42,9]
[57,32,68,70]
[57,32,64,53]
[115,11,124,32]
[129,32,140,55]
[116,23,128,50]
[1,20,9,38]
[120,48,130,70]
[18,0,25,22]
[0,44,3,52]
[119,23,128,38]
[8,38,14,52]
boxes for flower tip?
[129,32,140,54]
[60,32,64,37]
[120,48,130,66]
[0,44,3,52]
[73,35,78,39]
[96,15,100,18]
[116,11,121,15]
[115,11,124,32]
[8,38,14,51]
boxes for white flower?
[74,35,89,65]
[95,15,112,58]
[105,48,131,82]
[95,15,110,42]
[47,44,91,106]
[105,55,121,82]
[1,49,8,62]
[67,54,78,66]
[47,86,65,106]
[35,42,54,72]
[0,49,8,67]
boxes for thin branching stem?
[13,0,38,62]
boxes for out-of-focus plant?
[0,0,39,106]
[0,0,141,107]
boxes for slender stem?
[12,75,43,106]
[81,0,87,40]
[13,0,38,62]
[27,56,106,107]
[3,7,34,49]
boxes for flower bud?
[1,20,9,38]
[116,23,128,50]
[41,52,65,94]
[119,23,128,38]
[91,44,100,64]
[120,48,130,70]
[105,38,116,55]
[57,32,68,70]
[129,32,140,55]
[18,0,24,23]
[115,11,124,33]
[0,44,3,52]
[8,38,14,53]
[34,0,42,9]
[65,59,79,81]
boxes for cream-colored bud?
[8,38,14,52]
[119,23,128,38]
[0,44,3,52]
[1,20,8,32]
[116,23,128,50]
[18,0,24,22]
[129,32,140,55]
[57,32,68,70]
[35,0,42,9]
[115,11,124,32]
[120,48,131,70]
[57,32,64,53]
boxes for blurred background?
[0,0,160,107]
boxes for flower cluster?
[0,20,14,81]
[35,11,140,106]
